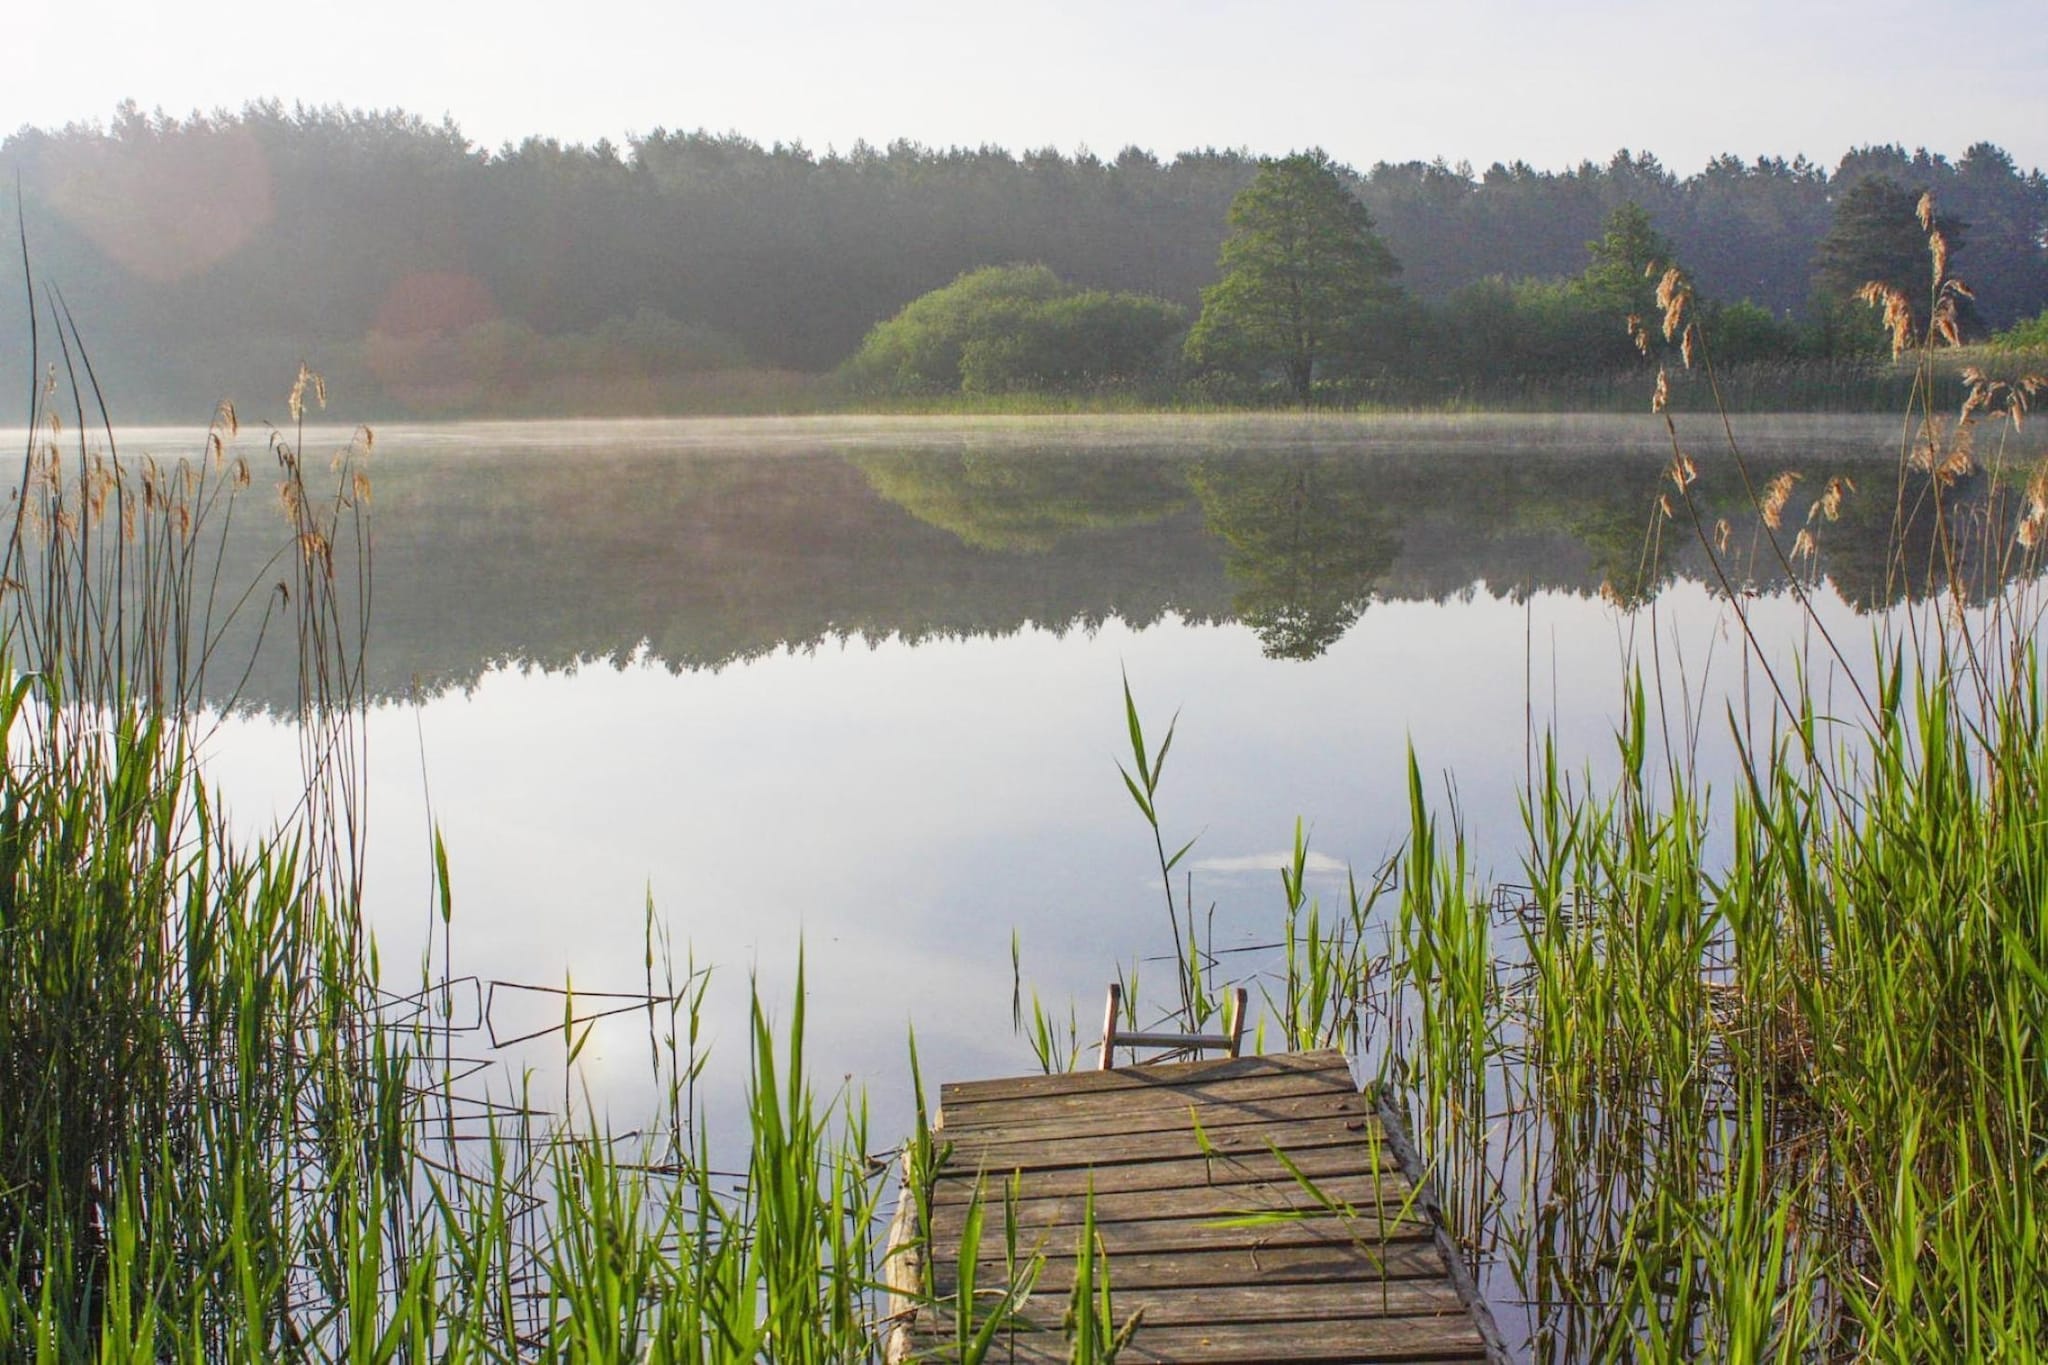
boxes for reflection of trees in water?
[853,450,1192,552]
[1816,464,2033,611]
[175,428,2047,709]
[1188,457,1401,660]
[209,444,1237,708]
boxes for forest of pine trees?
[2,103,2044,416]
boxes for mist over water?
[133,413,2033,1132]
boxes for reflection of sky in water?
[193,575,1897,1149]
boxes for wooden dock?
[884,1049,1501,1363]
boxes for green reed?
[1052,201,2048,1360]
[1359,207,2048,1360]
[1268,818,1384,1056]
[1,277,1152,1359]
[0,286,909,1360]
[1381,624,2048,1358]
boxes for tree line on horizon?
[1,102,2044,417]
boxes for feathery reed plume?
[1759,471,1800,529]
[1810,475,1854,523]
[286,362,326,423]
[1858,282,1916,359]
[1962,367,2045,431]
[2018,463,2048,548]
[1665,449,1697,490]
[1627,313,1652,358]
[1655,267,1690,342]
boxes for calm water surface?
[142,410,2040,1341]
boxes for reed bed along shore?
[5,196,2046,1362]
[1067,209,2048,1361]
[0,315,911,1360]
[492,348,2048,421]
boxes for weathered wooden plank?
[934,1085,1374,1143]
[906,1345,1488,1365]
[929,1211,1425,1268]
[937,1112,1389,1174]
[933,1080,1359,1129]
[900,1285,1471,1361]
[929,1143,1408,1204]
[879,1153,925,1365]
[938,1049,1351,1107]
[927,1176,1425,1235]
[906,1343,1490,1365]
[1067,1278,1467,1324]
[928,1208,1432,1265]
[910,1278,1466,1330]
[904,1313,1488,1362]
[934,1238,1453,1289]
[904,1343,1491,1364]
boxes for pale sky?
[9,0,2046,174]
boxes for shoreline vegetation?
[295,345,2022,420]
[4,111,2047,422]
[4,192,2047,1361]
[0,350,905,1358]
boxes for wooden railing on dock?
[883,1048,1503,1363]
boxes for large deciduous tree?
[842,263,1184,394]
[1185,150,1401,404]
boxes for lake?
[110,408,2041,1349]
